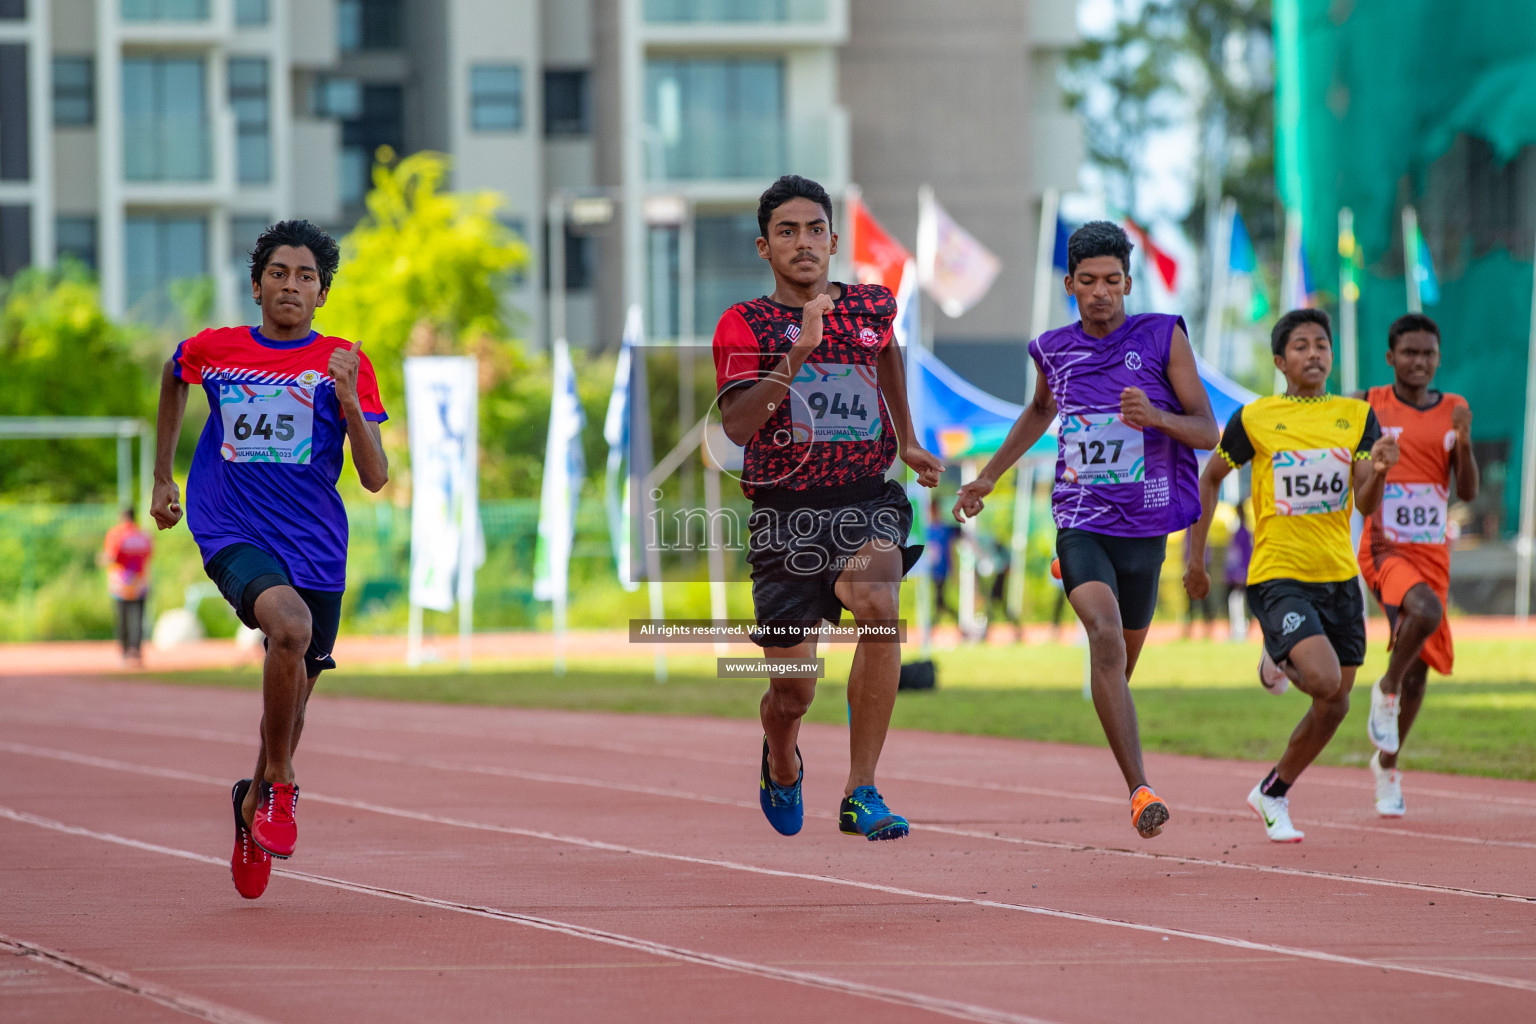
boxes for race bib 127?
[1272,447,1351,515]
[1060,414,1146,485]
[1382,482,1448,544]
[218,383,316,464]
[789,362,882,443]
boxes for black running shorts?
[1055,528,1167,631]
[1247,577,1366,668]
[746,477,922,649]
[204,542,344,677]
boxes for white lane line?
[3,749,1535,996]
[0,807,1058,1024]
[16,706,1536,822]
[0,933,278,1024]
[3,735,1532,905]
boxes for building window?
[313,77,362,119]
[121,0,210,20]
[123,56,209,181]
[337,0,403,53]
[56,216,97,270]
[694,211,769,329]
[125,214,207,321]
[53,58,95,127]
[230,214,269,323]
[228,58,270,184]
[542,224,594,293]
[543,69,589,137]
[644,57,784,180]
[0,0,24,21]
[340,84,402,207]
[234,0,269,26]
[0,205,30,277]
[470,65,523,132]
[0,44,27,182]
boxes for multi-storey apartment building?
[0,0,1078,380]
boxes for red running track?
[2,675,1534,1023]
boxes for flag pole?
[1403,206,1423,314]
[1202,198,1235,365]
[1030,189,1060,393]
[457,357,479,670]
[1339,207,1359,394]
[1516,229,1536,621]
[1278,209,1303,393]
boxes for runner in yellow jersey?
[1184,309,1399,842]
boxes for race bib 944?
[1271,447,1351,515]
[789,362,882,443]
[218,383,316,464]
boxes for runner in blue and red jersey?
[714,175,943,842]
[150,220,389,898]
[953,221,1219,839]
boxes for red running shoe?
[252,780,299,859]
[230,779,271,899]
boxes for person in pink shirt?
[101,507,153,665]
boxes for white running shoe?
[1367,677,1401,754]
[1370,751,1405,818]
[1247,783,1304,842]
[1258,651,1289,695]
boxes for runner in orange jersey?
[1357,314,1479,817]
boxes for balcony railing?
[644,109,843,186]
[643,0,828,24]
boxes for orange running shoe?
[1130,785,1169,838]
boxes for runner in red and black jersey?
[713,175,943,841]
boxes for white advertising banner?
[406,356,479,614]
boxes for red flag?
[1122,218,1179,292]
[849,192,912,291]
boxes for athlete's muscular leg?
[1123,626,1151,680]
[247,586,311,788]
[1068,582,1149,794]
[762,639,818,787]
[1381,584,1443,697]
[1379,658,1429,771]
[242,672,319,827]
[1273,635,1356,783]
[833,540,903,796]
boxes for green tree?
[0,263,153,501]
[1064,0,1277,250]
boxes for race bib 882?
[218,383,316,464]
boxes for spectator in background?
[1224,501,1254,641]
[101,507,153,666]
[926,494,961,623]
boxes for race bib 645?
[218,383,316,464]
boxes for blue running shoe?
[839,786,909,841]
[759,738,803,836]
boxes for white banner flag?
[603,307,640,591]
[534,339,586,603]
[405,356,479,613]
[917,186,1002,318]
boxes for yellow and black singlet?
[1215,394,1381,584]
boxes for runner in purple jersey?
[953,221,1218,839]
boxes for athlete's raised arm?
[1352,426,1399,516]
[328,340,389,492]
[151,356,189,530]
[953,360,1055,522]
[876,340,943,488]
[719,293,831,446]
[1451,402,1479,501]
[1121,326,1219,450]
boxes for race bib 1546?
[789,362,882,443]
[1272,447,1351,515]
[1060,414,1146,485]
[1382,483,1448,544]
[218,383,316,464]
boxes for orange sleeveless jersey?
[1357,384,1466,581]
